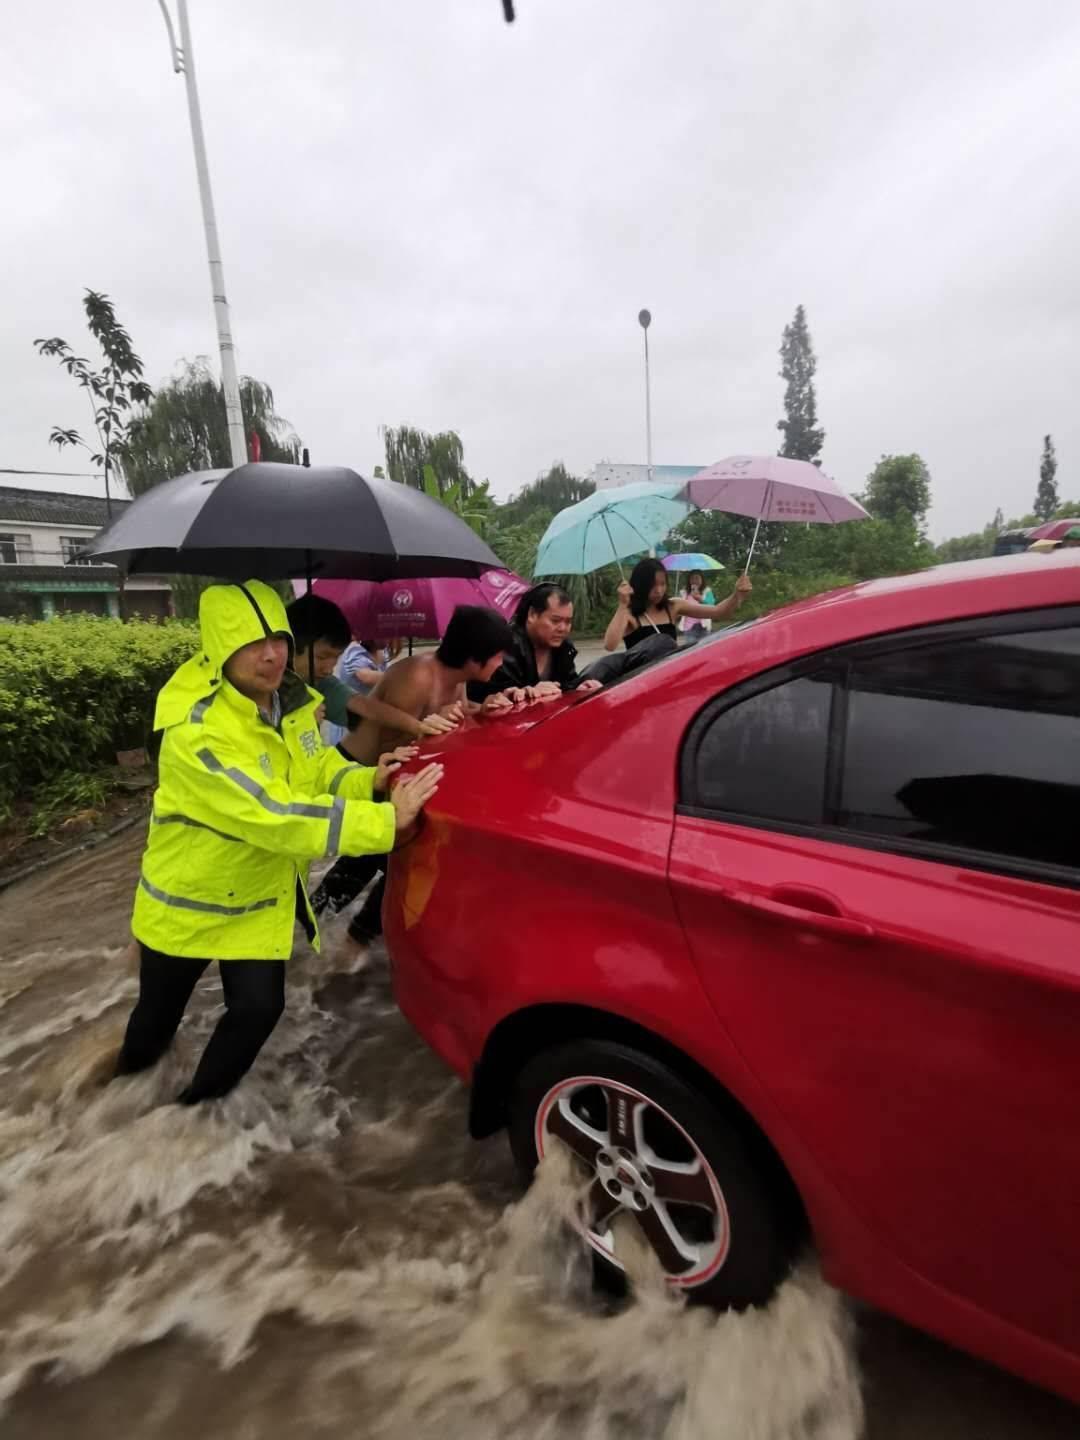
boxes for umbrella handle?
[306,551,316,683]
[744,514,763,574]
[743,481,771,574]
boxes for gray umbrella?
[85,463,503,580]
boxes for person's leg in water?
[116,946,208,1077]
[178,960,286,1104]
[309,852,382,916]
[309,737,384,917]
[339,871,386,969]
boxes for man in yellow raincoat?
[116,580,441,1103]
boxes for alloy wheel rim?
[534,1075,731,1288]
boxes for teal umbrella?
[534,481,692,577]
[662,551,724,572]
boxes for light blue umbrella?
[662,551,724,572]
[534,481,692,576]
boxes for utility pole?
[638,308,653,485]
[157,0,248,469]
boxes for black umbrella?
[85,463,503,580]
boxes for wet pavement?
[0,829,1075,1438]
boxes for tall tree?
[860,453,932,530]
[34,289,154,521]
[500,462,594,524]
[1034,434,1059,521]
[120,360,300,617]
[382,425,474,498]
[122,359,300,497]
[420,464,494,538]
[776,304,825,464]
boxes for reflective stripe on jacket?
[131,580,395,960]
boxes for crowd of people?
[115,560,753,1103]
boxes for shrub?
[0,617,198,819]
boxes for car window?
[840,626,1080,870]
[598,619,759,690]
[694,674,833,824]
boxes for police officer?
[115,580,441,1103]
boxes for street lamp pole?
[638,308,653,485]
[157,0,248,469]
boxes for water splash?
[0,838,864,1437]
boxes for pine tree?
[1034,435,1059,521]
[776,304,825,464]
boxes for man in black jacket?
[467,583,603,704]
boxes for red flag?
[249,430,262,463]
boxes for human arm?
[166,729,396,859]
[465,649,526,704]
[672,574,752,622]
[346,663,459,740]
[603,582,635,651]
[337,643,385,692]
[351,665,385,689]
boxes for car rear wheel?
[508,1039,799,1310]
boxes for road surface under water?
[0,831,1075,1439]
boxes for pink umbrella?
[298,567,529,641]
[683,455,869,570]
[1028,517,1080,542]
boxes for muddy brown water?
[0,832,1075,1439]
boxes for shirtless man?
[343,606,515,763]
[311,605,514,964]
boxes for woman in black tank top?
[603,557,752,653]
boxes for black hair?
[513,582,571,628]
[684,570,705,589]
[286,593,351,651]
[628,557,667,618]
[437,605,513,667]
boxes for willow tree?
[122,359,301,497]
[381,425,474,498]
[121,360,301,614]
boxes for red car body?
[385,550,1080,1404]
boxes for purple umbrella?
[683,455,869,571]
[299,567,529,641]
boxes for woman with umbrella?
[602,558,752,652]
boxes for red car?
[384,550,1080,1405]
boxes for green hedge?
[0,617,198,819]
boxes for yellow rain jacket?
[132,580,396,960]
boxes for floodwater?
[0,831,1075,1439]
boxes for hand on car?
[482,692,515,714]
[417,712,458,737]
[440,701,466,724]
[375,745,418,791]
[576,679,603,694]
[391,762,443,830]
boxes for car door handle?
[724,888,876,941]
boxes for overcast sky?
[4,1,1079,539]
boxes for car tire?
[508,1039,799,1310]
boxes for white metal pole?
[643,326,654,486]
[638,309,654,488]
[165,0,248,469]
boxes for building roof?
[0,563,119,585]
[589,463,705,490]
[0,484,130,529]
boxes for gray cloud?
[4,0,1079,536]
